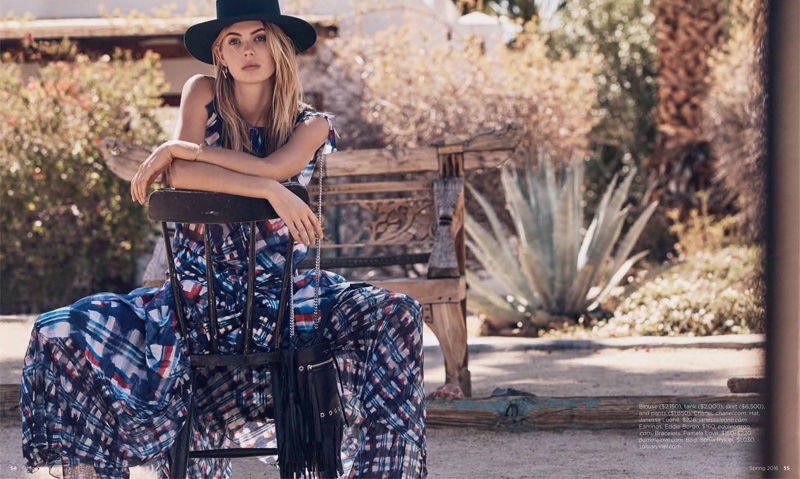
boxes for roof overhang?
[0,15,337,41]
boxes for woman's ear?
[213,46,225,66]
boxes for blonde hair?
[212,22,309,156]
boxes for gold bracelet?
[193,141,205,162]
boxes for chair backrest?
[148,186,309,224]
[147,185,309,358]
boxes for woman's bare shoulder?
[180,75,215,108]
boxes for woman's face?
[215,20,277,83]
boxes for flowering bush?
[606,247,764,336]
[0,52,167,313]
[317,24,598,156]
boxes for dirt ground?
[0,343,766,479]
[0,418,763,479]
[424,346,765,398]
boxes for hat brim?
[184,14,317,64]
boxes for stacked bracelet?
[193,141,206,161]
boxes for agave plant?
[466,155,658,327]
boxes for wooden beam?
[326,148,517,177]
[460,122,523,152]
[319,180,431,195]
[368,277,466,304]
[766,0,800,474]
[427,395,765,430]
[325,125,522,177]
[326,148,439,176]
[728,377,765,394]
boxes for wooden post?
[765,0,800,475]
[431,144,471,396]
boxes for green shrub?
[543,0,658,200]
[581,246,764,337]
[0,52,167,314]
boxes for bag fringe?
[273,335,345,479]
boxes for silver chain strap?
[313,152,324,329]
[288,151,324,338]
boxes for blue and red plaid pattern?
[20,104,427,478]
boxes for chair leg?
[170,398,194,479]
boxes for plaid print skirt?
[20,274,427,478]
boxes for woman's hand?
[266,182,323,245]
[130,143,174,204]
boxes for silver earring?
[221,66,229,79]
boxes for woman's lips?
[242,65,260,71]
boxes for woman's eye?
[255,35,267,42]
[228,38,240,45]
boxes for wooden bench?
[101,124,522,397]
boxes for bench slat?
[324,149,515,177]
[368,277,466,305]
[319,180,431,195]
[326,148,439,176]
[299,253,431,269]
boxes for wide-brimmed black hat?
[184,0,317,64]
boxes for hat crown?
[185,0,315,64]
[216,0,281,19]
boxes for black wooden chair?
[147,185,309,478]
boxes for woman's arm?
[129,74,324,244]
[131,75,329,196]
[169,162,322,245]
[166,116,329,182]
[166,74,329,182]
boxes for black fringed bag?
[270,150,348,479]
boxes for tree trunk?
[647,0,724,214]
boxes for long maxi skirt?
[20,280,427,479]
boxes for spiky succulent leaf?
[608,201,659,281]
[465,219,532,303]
[465,154,656,323]
[501,168,552,307]
[587,249,651,311]
[466,270,525,326]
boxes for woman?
[20,1,427,477]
